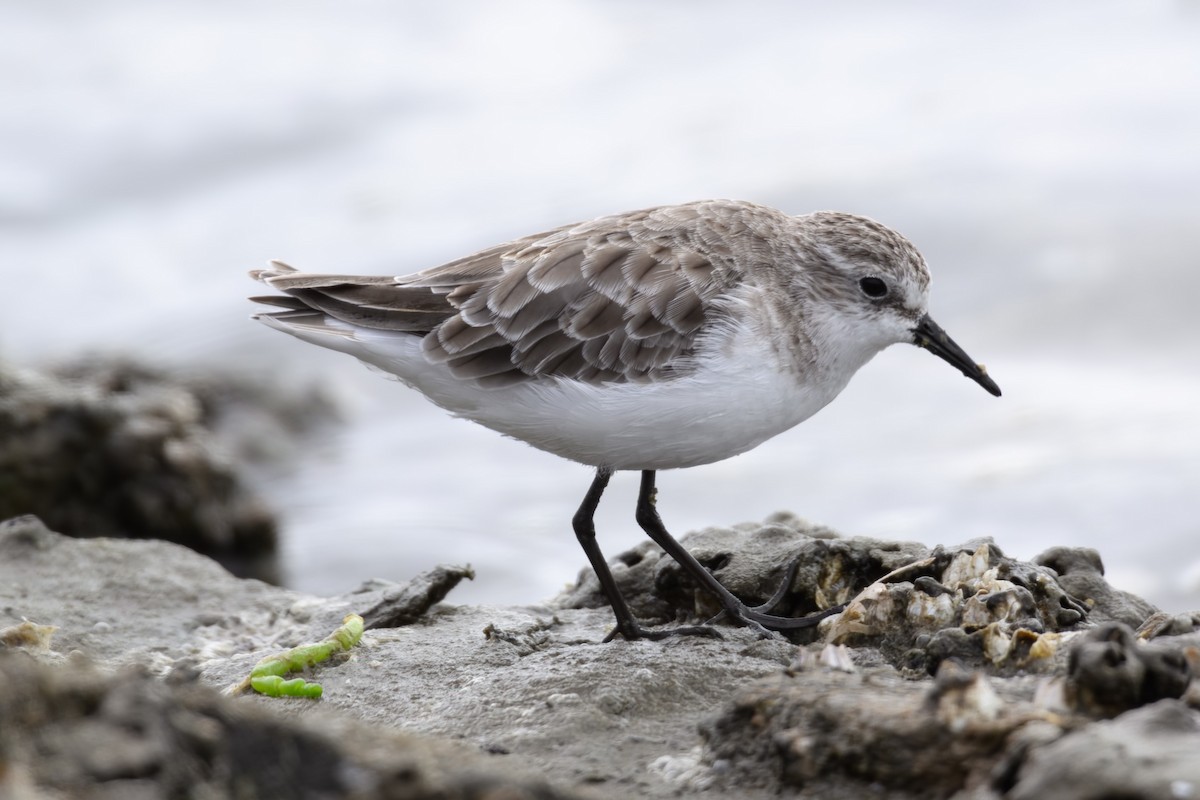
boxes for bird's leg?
[701,556,830,626]
[635,471,844,633]
[749,556,803,614]
[572,468,720,642]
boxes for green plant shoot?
[246,613,364,699]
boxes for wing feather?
[251,201,775,386]
[565,293,625,340]
[526,246,586,291]
[487,263,542,318]
[580,244,635,303]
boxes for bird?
[249,199,1001,641]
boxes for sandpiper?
[251,199,1000,640]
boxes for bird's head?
[795,211,1001,397]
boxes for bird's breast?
[453,325,853,470]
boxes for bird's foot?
[704,603,845,637]
[602,621,724,643]
[703,556,846,635]
[748,555,804,615]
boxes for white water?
[4,1,1198,610]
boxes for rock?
[824,540,1100,675]
[0,360,333,582]
[52,357,340,465]
[1035,546,1158,628]
[0,651,582,800]
[560,522,1145,676]
[0,517,801,798]
[0,514,296,669]
[698,660,1046,798]
[360,563,476,629]
[3,515,1199,800]
[558,513,931,642]
[1065,622,1193,717]
[698,631,1200,798]
[970,701,1200,800]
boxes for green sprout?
[241,613,364,699]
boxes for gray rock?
[0,651,582,800]
[0,361,333,582]
[53,357,340,465]
[1035,545,1159,628]
[557,513,931,643]
[699,660,1044,798]
[361,563,477,629]
[973,701,1200,800]
[1065,622,1192,717]
[0,516,799,799]
[561,524,1152,676]
[4,515,1199,800]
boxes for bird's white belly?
[486,371,835,470]
[354,329,853,471]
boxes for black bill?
[912,315,1002,397]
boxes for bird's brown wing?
[253,202,757,387]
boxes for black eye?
[859,277,889,298]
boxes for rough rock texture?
[700,662,1033,798]
[558,513,929,636]
[0,361,335,581]
[52,358,340,466]
[561,513,1138,676]
[3,513,1200,800]
[1035,546,1160,628]
[1064,622,1194,718]
[701,664,1200,800]
[361,564,477,630]
[965,700,1200,800]
[0,652,580,800]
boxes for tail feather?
[248,294,309,311]
[249,260,454,336]
[253,308,357,340]
[248,259,298,282]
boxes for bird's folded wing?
[253,205,749,386]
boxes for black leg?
[572,468,720,642]
[635,470,844,633]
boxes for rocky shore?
[3,361,1199,799]
[0,359,336,583]
[3,512,1199,800]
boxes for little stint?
[250,199,1001,640]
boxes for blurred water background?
[3,1,1198,610]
